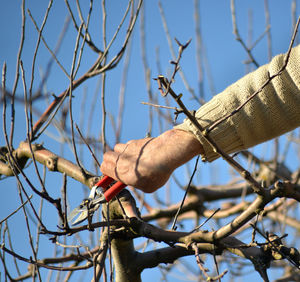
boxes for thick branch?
[0,141,99,188]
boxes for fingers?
[100,138,157,191]
[101,142,129,178]
[113,143,127,153]
[100,151,119,180]
[101,142,132,180]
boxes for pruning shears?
[68,176,126,225]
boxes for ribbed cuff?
[174,94,244,162]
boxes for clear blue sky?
[0,0,299,281]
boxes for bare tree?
[0,1,300,281]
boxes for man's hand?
[100,129,203,193]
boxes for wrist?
[159,129,204,169]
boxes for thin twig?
[264,0,272,61]
[207,16,300,133]
[34,165,46,262]
[250,25,270,50]
[171,156,199,230]
[0,195,33,225]
[101,0,108,153]
[192,243,207,274]
[75,0,94,56]
[292,0,299,44]
[251,214,260,243]
[21,61,48,194]
[64,0,101,54]
[158,0,202,104]
[0,244,93,271]
[27,8,69,78]
[69,23,87,177]
[141,101,181,112]
[16,182,42,281]
[2,62,8,145]
[192,243,227,281]
[29,0,54,140]
[75,124,101,168]
[230,0,259,68]
[9,0,26,147]
[73,1,94,78]
[5,221,22,277]
[91,0,134,73]
[37,16,71,95]
[140,3,154,136]
[0,239,16,281]
[116,14,133,143]
[189,208,220,234]
[92,242,108,282]
[194,0,204,100]
[4,61,45,234]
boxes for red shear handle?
[103,181,127,202]
[95,175,127,202]
[95,175,113,189]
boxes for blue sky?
[0,0,299,281]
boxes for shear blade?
[68,186,105,225]
[69,202,103,226]
[68,202,87,222]
[71,210,89,225]
[88,185,98,199]
[67,207,81,223]
[68,198,89,224]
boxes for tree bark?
[111,238,141,282]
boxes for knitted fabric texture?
[175,45,300,162]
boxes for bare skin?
[100,129,204,193]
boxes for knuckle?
[113,143,121,151]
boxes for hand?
[100,129,203,193]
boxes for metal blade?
[68,186,106,225]
[71,210,89,225]
[68,199,89,225]
[88,185,98,199]
[67,207,82,223]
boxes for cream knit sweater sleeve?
[175,44,300,162]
